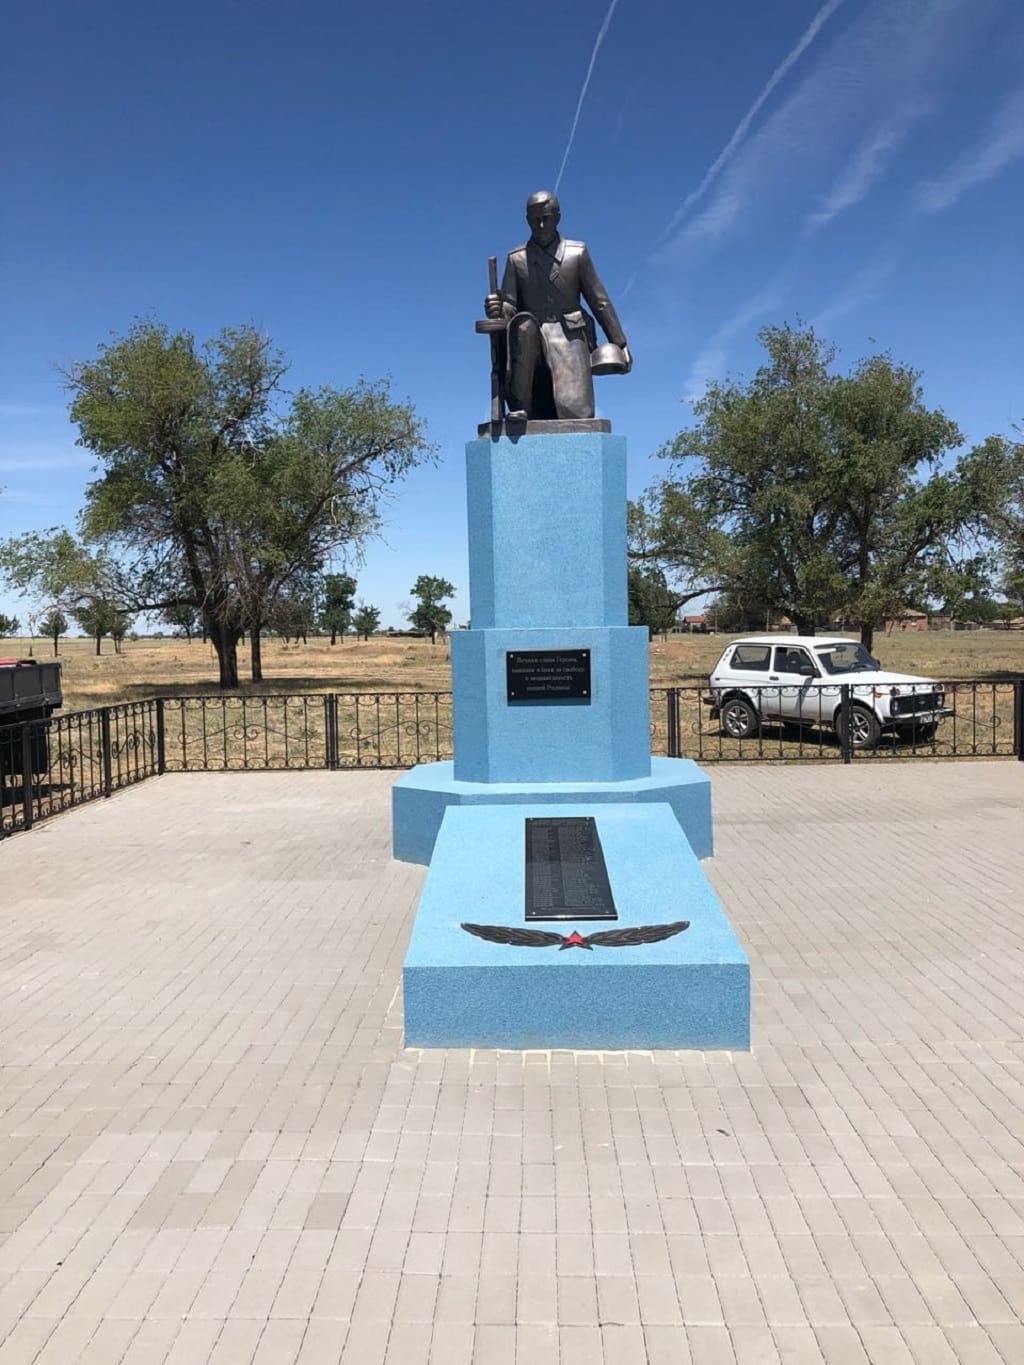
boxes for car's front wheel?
[846,703,881,750]
[721,696,759,740]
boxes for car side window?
[730,646,771,672]
[774,647,816,675]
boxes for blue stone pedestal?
[392,756,713,866]
[403,803,749,1050]
[395,426,747,1050]
[450,624,650,782]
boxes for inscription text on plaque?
[524,816,617,922]
[506,648,591,702]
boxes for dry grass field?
[7,627,1024,714]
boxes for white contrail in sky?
[554,0,621,194]
[810,245,904,332]
[682,264,798,403]
[803,105,924,234]
[914,84,1024,213]
[658,0,845,242]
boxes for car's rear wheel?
[721,696,759,740]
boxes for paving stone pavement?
[0,763,1022,1364]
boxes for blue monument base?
[402,802,749,1050]
[392,756,713,865]
[451,624,651,783]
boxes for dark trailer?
[0,658,63,782]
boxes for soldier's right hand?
[484,293,503,319]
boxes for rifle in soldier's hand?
[475,256,507,425]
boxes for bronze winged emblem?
[461,921,690,950]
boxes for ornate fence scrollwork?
[337,692,453,768]
[110,729,156,759]
[164,695,326,771]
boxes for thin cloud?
[0,490,50,505]
[803,105,926,233]
[660,0,846,244]
[0,402,62,418]
[657,0,998,258]
[811,247,904,332]
[914,84,1024,212]
[554,0,621,194]
[811,82,1024,327]
[0,455,91,473]
[683,267,797,404]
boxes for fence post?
[839,685,853,764]
[155,698,166,776]
[666,689,679,758]
[20,722,34,831]
[100,708,112,797]
[1014,678,1024,762]
[324,693,338,770]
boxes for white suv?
[706,636,952,749]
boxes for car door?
[771,646,820,723]
[725,643,775,717]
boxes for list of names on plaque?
[524,816,617,921]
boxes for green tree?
[627,486,728,613]
[161,601,200,642]
[73,599,123,655]
[953,594,1003,625]
[271,590,316,644]
[627,565,679,638]
[319,572,357,644]
[38,609,68,655]
[0,529,112,619]
[1003,568,1024,616]
[0,612,20,638]
[60,320,430,688]
[408,574,454,644]
[0,531,141,657]
[646,325,998,650]
[352,602,381,641]
[822,353,983,649]
[110,608,132,655]
[963,437,1024,618]
[703,593,771,634]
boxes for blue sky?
[2,0,1023,632]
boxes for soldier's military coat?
[497,234,626,419]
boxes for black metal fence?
[1,699,161,837]
[2,681,1022,840]
[162,692,453,771]
[654,679,1024,763]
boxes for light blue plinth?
[403,803,749,1050]
[451,625,650,783]
[467,433,627,629]
[391,756,713,866]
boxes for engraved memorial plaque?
[524,816,617,922]
[506,648,591,702]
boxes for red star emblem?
[558,930,593,950]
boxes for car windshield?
[815,642,880,675]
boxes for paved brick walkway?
[0,763,1022,1364]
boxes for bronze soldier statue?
[481,191,631,422]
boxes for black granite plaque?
[524,817,617,922]
[506,648,591,702]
